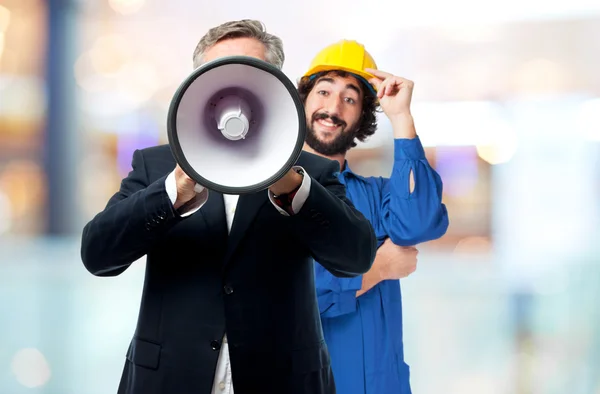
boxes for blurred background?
[1,0,599,393]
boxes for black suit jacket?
[80,145,377,394]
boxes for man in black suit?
[80,19,377,394]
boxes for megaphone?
[167,56,307,195]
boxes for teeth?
[318,119,337,127]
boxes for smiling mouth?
[315,118,341,130]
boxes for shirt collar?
[341,160,355,176]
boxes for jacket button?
[210,340,221,351]
[223,285,234,295]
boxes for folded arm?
[314,262,364,317]
[314,239,387,318]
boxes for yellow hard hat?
[302,39,378,94]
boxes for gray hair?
[192,19,285,69]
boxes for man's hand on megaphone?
[174,164,199,210]
[269,168,303,197]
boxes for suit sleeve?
[381,137,449,245]
[287,160,377,277]
[81,149,190,276]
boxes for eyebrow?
[316,77,362,96]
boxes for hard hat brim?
[302,65,378,95]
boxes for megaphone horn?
[167,56,307,195]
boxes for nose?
[324,94,343,117]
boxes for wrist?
[174,193,186,210]
[390,113,417,139]
[359,264,382,295]
[389,112,413,122]
[174,195,192,210]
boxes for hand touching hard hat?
[303,40,414,118]
[367,68,414,119]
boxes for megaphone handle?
[194,183,205,194]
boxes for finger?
[366,70,386,83]
[367,75,385,83]
[365,68,394,79]
[379,78,393,98]
[177,167,196,184]
[387,78,404,96]
[378,78,397,98]
[384,80,394,97]
[372,72,413,93]
[368,77,382,91]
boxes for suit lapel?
[223,191,268,266]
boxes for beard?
[305,112,357,156]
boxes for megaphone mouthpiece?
[214,95,252,141]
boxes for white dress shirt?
[165,167,311,393]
